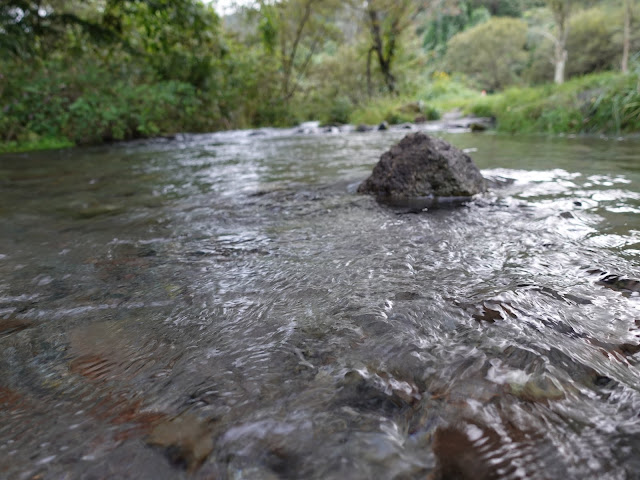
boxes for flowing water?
[2,127,640,479]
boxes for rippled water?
[2,128,640,479]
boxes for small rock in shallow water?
[393,291,422,301]
[432,424,498,480]
[507,377,565,403]
[469,122,488,132]
[334,369,420,414]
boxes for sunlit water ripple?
[1,129,640,479]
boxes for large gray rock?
[358,132,486,199]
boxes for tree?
[109,0,223,88]
[0,1,116,58]
[543,0,574,84]
[363,0,418,95]
[1,1,223,89]
[258,0,340,104]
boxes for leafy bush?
[444,17,528,90]
[423,105,442,121]
[418,74,482,112]
[350,97,407,125]
[469,102,496,118]
[63,81,202,144]
[350,95,442,126]
[566,7,621,77]
[321,96,354,125]
[0,55,229,146]
[384,110,414,125]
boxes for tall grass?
[466,73,640,134]
[349,72,640,135]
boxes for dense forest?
[1,0,639,152]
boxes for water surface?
[2,128,640,479]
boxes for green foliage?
[464,72,640,134]
[422,3,491,54]
[1,1,224,88]
[0,137,73,155]
[323,97,354,125]
[256,0,343,102]
[3,0,640,153]
[526,6,628,83]
[114,0,223,89]
[566,7,620,76]
[470,7,492,24]
[363,0,419,94]
[350,97,407,125]
[445,17,528,90]
[424,105,442,121]
[0,1,268,150]
[384,110,415,125]
[420,0,532,56]
[342,71,640,136]
[350,96,441,125]
[0,1,116,58]
[64,81,202,144]
[0,56,212,146]
[469,101,495,117]
[258,9,277,54]
[472,0,529,16]
[419,73,481,110]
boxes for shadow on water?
[2,129,640,478]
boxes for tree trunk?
[553,18,568,84]
[546,0,571,84]
[554,45,567,84]
[366,7,396,95]
[280,0,313,101]
[366,47,374,98]
[622,0,631,73]
[380,60,396,94]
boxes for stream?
[2,127,640,479]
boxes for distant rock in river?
[358,132,486,202]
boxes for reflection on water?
[2,129,640,479]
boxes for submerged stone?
[146,414,214,471]
[507,377,566,403]
[358,132,486,201]
[0,318,32,337]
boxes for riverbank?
[2,72,639,155]
[353,72,640,136]
[467,72,640,135]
